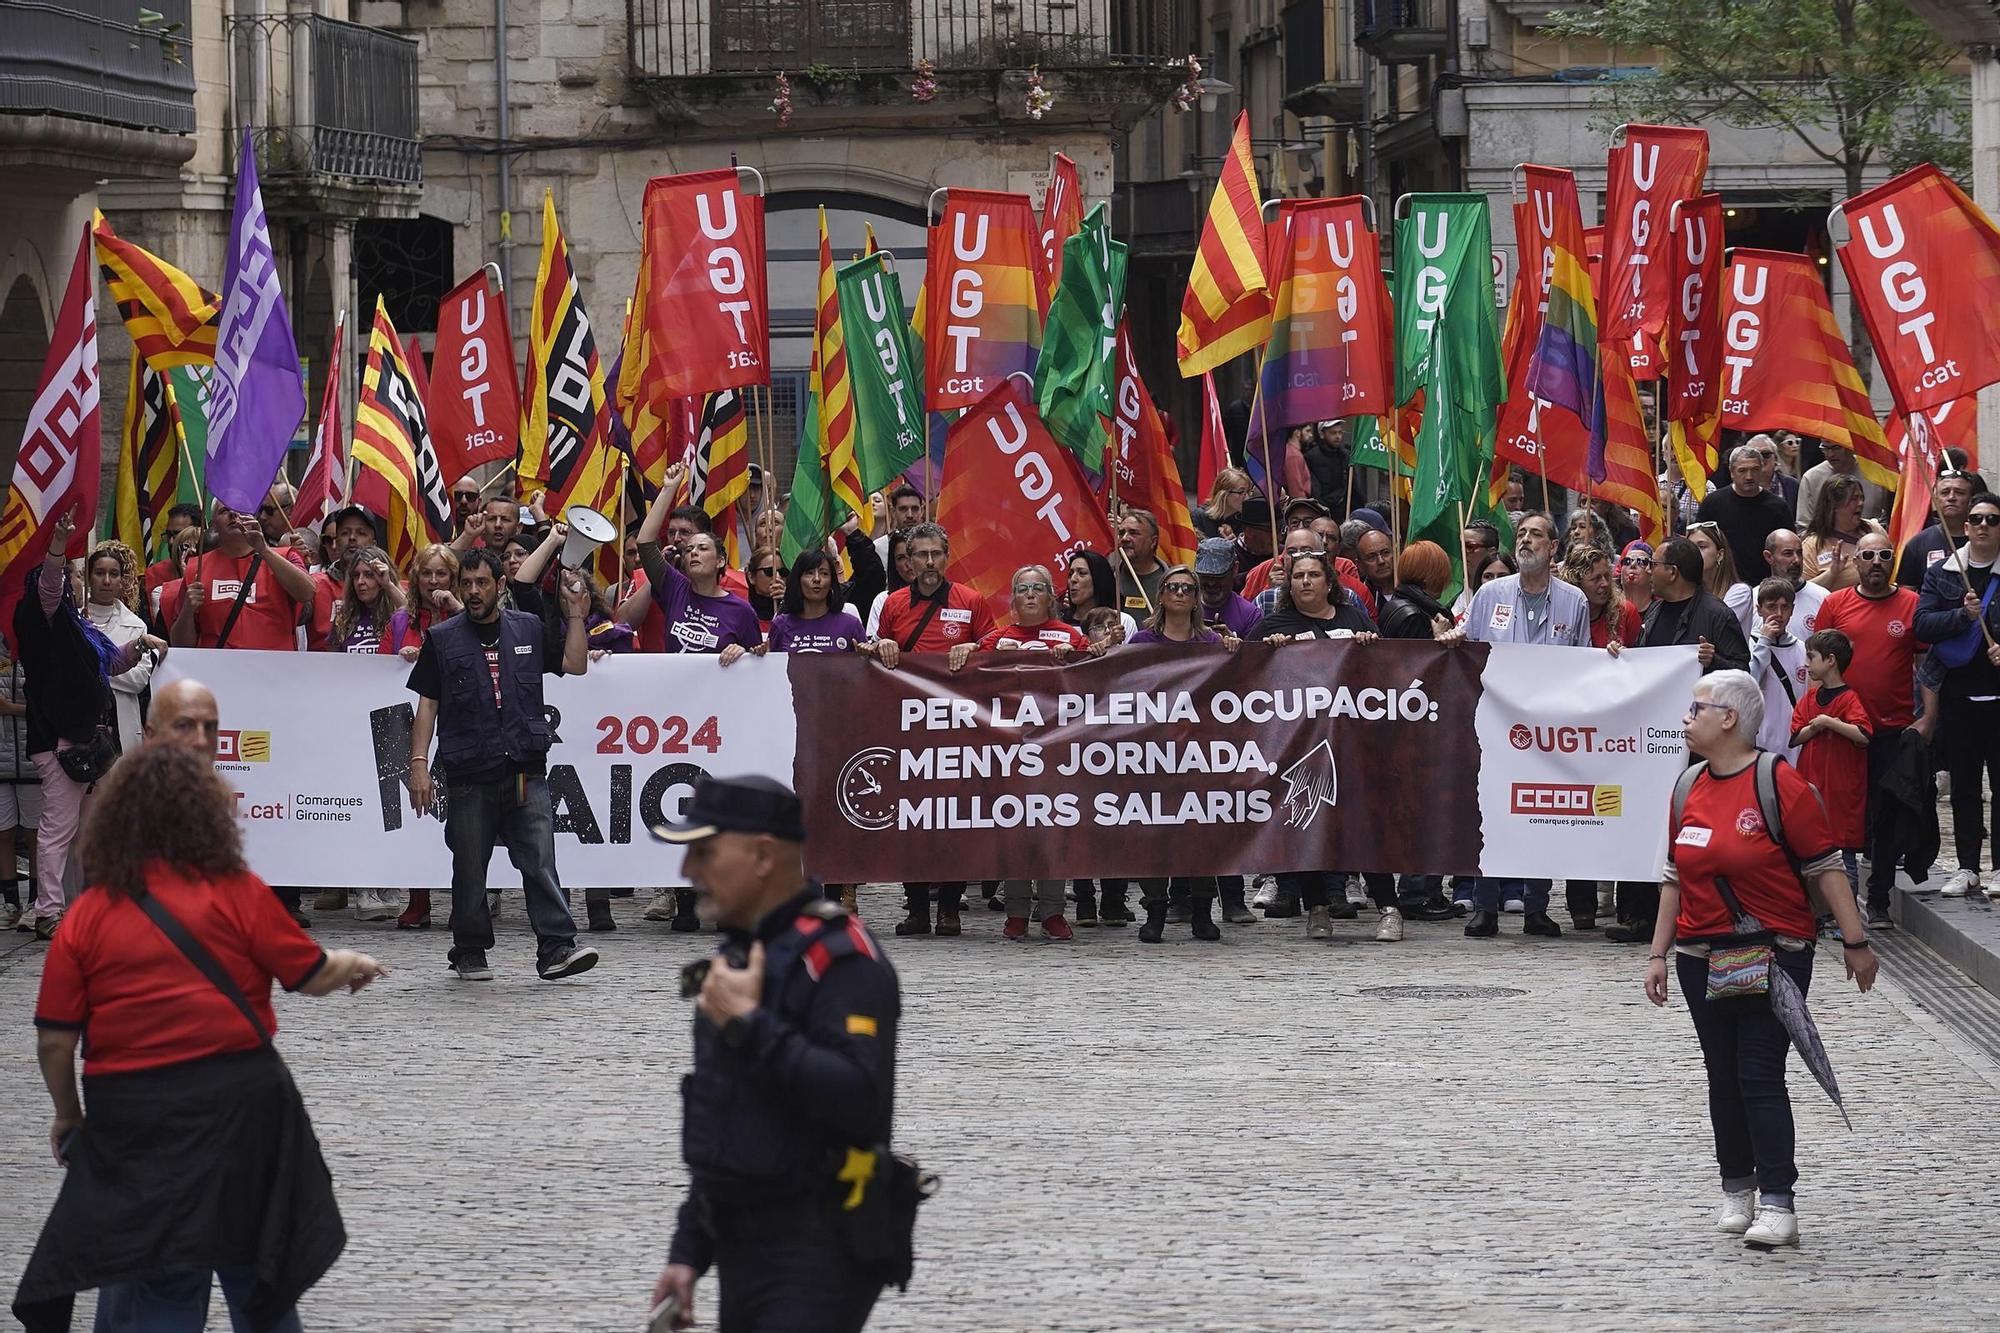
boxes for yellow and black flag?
[523,192,620,572]
[110,351,182,559]
[351,299,452,569]
[93,211,219,369]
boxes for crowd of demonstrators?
[1799,475,1884,594]
[1915,491,2000,900]
[1696,444,1794,585]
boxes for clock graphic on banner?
[836,747,899,831]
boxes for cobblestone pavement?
[4,884,1999,1333]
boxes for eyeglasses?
[1687,521,1721,535]
[1968,513,2000,528]
[1855,550,1895,562]
[1619,557,1649,568]
[1162,582,1197,596]
[1687,700,1735,718]
[1013,582,1052,596]
[754,566,786,577]
[1938,469,1978,483]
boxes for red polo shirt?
[875,582,995,652]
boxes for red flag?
[0,225,101,647]
[1664,193,1725,498]
[925,189,1043,412]
[1835,163,2000,417]
[1199,371,1229,502]
[429,269,521,487]
[294,313,347,525]
[402,334,431,408]
[1720,250,1894,487]
[1888,397,1981,576]
[937,377,1115,625]
[1037,152,1084,315]
[640,168,770,397]
[1111,321,1199,570]
[1600,125,1709,347]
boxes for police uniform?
[657,777,902,1333]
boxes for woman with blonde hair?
[387,544,460,661]
[1196,466,1255,538]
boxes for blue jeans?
[1275,869,1340,908]
[444,774,578,965]
[1677,946,1814,1206]
[94,1266,302,1332]
[1471,877,1549,912]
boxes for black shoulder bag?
[135,893,273,1046]
[897,590,947,653]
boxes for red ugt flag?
[429,268,521,487]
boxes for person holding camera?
[650,775,912,1333]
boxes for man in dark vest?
[406,548,599,982]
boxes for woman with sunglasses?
[1915,492,2000,899]
[1121,567,1234,940]
[745,544,787,639]
[1618,541,1656,621]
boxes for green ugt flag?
[1393,194,1505,598]
[781,392,833,566]
[170,364,210,507]
[835,255,927,495]
[1034,202,1126,474]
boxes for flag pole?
[1908,409,1995,649]
[1247,364,1280,559]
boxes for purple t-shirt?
[770,610,865,654]
[1128,626,1223,645]
[656,561,763,654]
[1201,594,1261,636]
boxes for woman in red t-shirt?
[1646,669,1876,1253]
[20,745,386,1330]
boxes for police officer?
[651,775,901,1333]
[407,547,600,982]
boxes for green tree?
[1553,0,1969,382]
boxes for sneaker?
[1816,915,1843,942]
[33,911,61,941]
[355,889,400,923]
[1502,897,1526,913]
[1715,1188,1756,1235]
[538,944,600,980]
[1985,871,2000,900]
[0,903,19,931]
[643,890,677,922]
[1306,906,1332,940]
[1073,900,1099,928]
[1374,906,1404,942]
[1941,868,1979,897]
[452,951,494,981]
[1743,1203,1799,1249]
[313,889,347,912]
[1002,916,1029,941]
[1099,896,1132,927]
[13,906,34,933]
[1221,899,1259,925]
[1166,903,1192,924]
[1865,905,1895,930]
[1251,875,1278,908]
[1041,914,1074,942]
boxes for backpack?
[1670,752,1832,915]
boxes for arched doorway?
[0,274,49,487]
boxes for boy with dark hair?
[1790,628,1874,921]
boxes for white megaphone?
[560,505,617,570]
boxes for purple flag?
[205,134,303,513]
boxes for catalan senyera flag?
[352,300,449,568]
[700,388,751,566]
[92,212,219,370]
[522,191,622,529]
[110,352,182,559]
[1720,250,1895,488]
[815,208,868,531]
[1593,336,1666,545]
[1176,112,1272,377]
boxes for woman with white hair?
[1646,668,1876,1250]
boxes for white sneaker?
[1744,1203,1799,1249]
[0,903,19,931]
[1714,1188,1756,1235]
[1502,897,1526,913]
[643,890,677,922]
[1941,868,1979,897]
[1306,906,1332,939]
[1375,906,1404,942]
[354,890,399,922]
[1985,871,2000,900]
[1251,876,1278,908]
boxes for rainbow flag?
[1526,171,1598,428]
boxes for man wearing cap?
[1195,539,1261,637]
[406,547,600,982]
[652,775,902,1333]
[305,505,385,651]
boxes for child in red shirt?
[1789,628,1873,903]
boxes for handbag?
[1704,875,1775,1001]
[55,693,121,785]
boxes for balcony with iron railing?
[1282,0,1362,120]
[1353,0,1448,63]
[228,11,421,212]
[0,0,196,173]
[628,0,1194,130]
